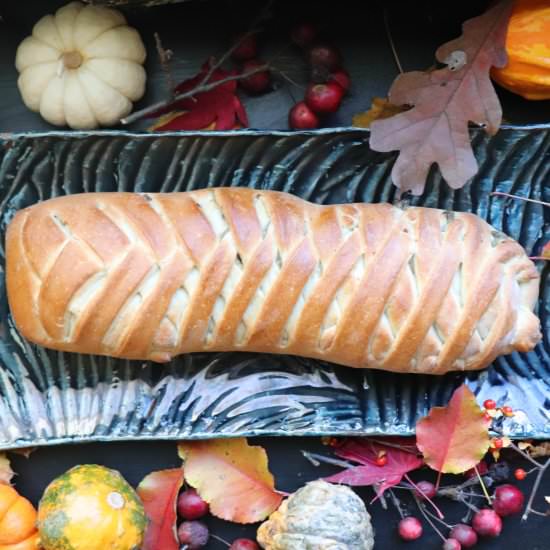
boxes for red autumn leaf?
[370,0,512,195]
[178,438,282,524]
[416,385,491,474]
[137,468,184,550]
[324,439,423,497]
[149,60,248,131]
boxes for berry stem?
[211,534,231,547]
[412,494,446,542]
[404,475,444,519]
[522,457,550,521]
[382,5,404,74]
[423,507,453,529]
[474,465,492,506]
[388,489,405,518]
[490,191,550,209]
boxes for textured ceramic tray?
[0,127,548,450]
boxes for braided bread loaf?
[6,188,541,374]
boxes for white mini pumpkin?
[15,1,147,130]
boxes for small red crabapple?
[177,488,209,520]
[443,539,461,550]
[493,484,525,516]
[449,524,478,547]
[483,399,497,410]
[229,539,260,550]
[472,509,502,537]
[398,517,423,541]
[514,468,527,481]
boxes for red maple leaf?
[324,439,423,497]
[149,60,248,131]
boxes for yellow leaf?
[178,438,282,524]
[352,97,408,128]
[416,385,491,474]
[0,453,14,485]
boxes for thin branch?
[154,32,175,99]
[301,451,355,469]
[509,442,545,469]
[490,191,550,209]
[522,457,550,521]
[383,6,404,74]
[121,64,269,125]
[388,489,405,518]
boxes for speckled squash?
[491,0,550,100]
[37,465,146,550]
[257,480,374,550]
[0,485,40,550]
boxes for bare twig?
[522,457,550,521]
[383,6,404,74]
[121,64,269,125]
[509,442,545,469]
[301,451,355,469]
[388,489,405,518]
[490,191,550,209]
[154,32,175,99]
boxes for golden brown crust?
[5,189,541,373]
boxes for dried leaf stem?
[154,32,175,99]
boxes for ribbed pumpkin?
[0,484,40,550]
[491,0,550,100]
[37,465,146,550]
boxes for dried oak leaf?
[529,442,550,458]
[416,385,491,474]
[325,439,423,498]
[370,0,513,195]
[149,61,248,131]
[352,97,409,128]
[178,438,282,524]
[137,468,184,550]
[0,453,14,485]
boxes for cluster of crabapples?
[231,32,271,94]
[289,23,350,129]
[177,487,259,550]
[399,401,527,549]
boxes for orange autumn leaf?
[137,468,184,550]
[178,438,282,524]
[0,453,14,485]
[542,241,550,259]
[416,385,490,474]
[353,97,409,128]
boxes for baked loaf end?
[5,188,541,374]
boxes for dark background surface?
[1,0,549,548]
[1,0,549,132]
[9,438,550,549]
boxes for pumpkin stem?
[62,51,83,70]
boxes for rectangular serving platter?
[0,127,548,451]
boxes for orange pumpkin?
[0,485,39,550]
[491,0,550,100]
